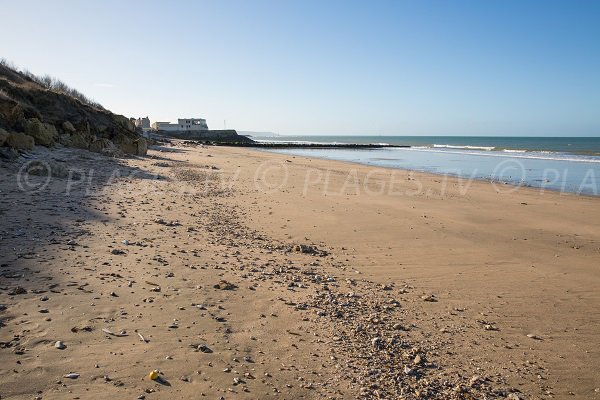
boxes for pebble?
[371,337,382,348]
[55,341,66,350]
[197,344,213,353]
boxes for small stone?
[527,333,542,340]
[55,341,66,350]
[469,375,481,386]
[8,286,27,295]
[213,280,237,290]
[198,344,212,353]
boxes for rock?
[197,344,213,353]
[24,118,58,146]
[0,146,19,160]
[0,127,9,146]
[24,159,69,178]
[526,333,542,340]
[214,280,237,290]
[421,294,438,302]
[8,286,27,295]
[113,114,135,131]
[469,375,481,386]
[413,354,422,365]
[90,138,122,157]
[371,337,382,348]
[55,341,66,350]
[392,323,406,330]
[61,133,90,149]
[154,218,180,226]
[119,138,148,156]
[507,394,521,400]
[294,244,329,256]
[62,121,76,133]
[111,249,126,255]
[6,132,35,151]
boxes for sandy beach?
[1,142,599,399]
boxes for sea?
[254,136,600,196]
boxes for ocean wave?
[502,149,527,153]
[433,144,496,151]
[254,139,333,145]
[397,147,600,163]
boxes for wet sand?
[1,142,599,399]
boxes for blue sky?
[2,0,599,136]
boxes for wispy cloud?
[94,83,114,88]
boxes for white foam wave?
[433,144,496,151]
[395,147,600,163]
[254,139,333,145]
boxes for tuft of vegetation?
[0,58,104,110]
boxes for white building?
[135,116,151,130]
[152,118,208,131]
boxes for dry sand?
[1,142,599,399]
